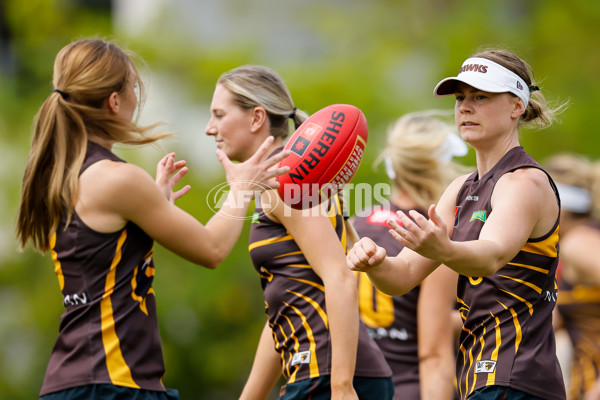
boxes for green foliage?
[2,1,600,399]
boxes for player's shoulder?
[498,166,551,194]
[81,159,155,198]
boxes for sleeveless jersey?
[353,204,424,399]
[248,195,392,384]
[40,141,165,396]
[452,146,565,400]
[557,222,600,400]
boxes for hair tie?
[289,107,297,119]
[53,89,67,99]
[528,85,539,93]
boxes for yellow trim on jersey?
[130,265,155,316]
[284,301,320,379]
[289,278,325,292]
[468,276,483,285]
[485,313,501,386]
[506,306,522,354]
[274,250,303,259]
[49,233,65,291]
[506,262,549,274]
[459,326,478,399]
[521,226,559,257]
[288,290,329,329]
[357,273,394,328]
[248,234,293,252]
[499,289,534,315]
[498,275,542,294]
[287,264,312,269]
[100,230,139,389]
[472,326,486,394]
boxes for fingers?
[158,152,176,168]
[346,238,384,271]
[169,166,188,187]
[215,149,232,169]
[172,184,192,202]
[427,204,443,228]
[248,136,275,162]
[264,149,291,168]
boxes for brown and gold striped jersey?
[452,146,565,400]
[248,194,391,384]
[41,142,165,396]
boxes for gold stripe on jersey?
[287,264,312,269]
[458,326,478,399]
[499,289,534,315]
[283,301,319,382]
[457,297,469,322]
[49,233,65,291]
[289,290,329,328]
[485,313,501,386]
[329,196,347,251]
[275,316,299,380]
[274,250,303,259]
[357,274,394,327]
[100,230,139,389]
[521,226,559,257]
[506,262,549,274]
[497,275,542,294]
[499,301,523,354]
[289,278,325,292]
[248,234,293,252]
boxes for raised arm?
[346,176,464,295]
[390,168,558,277]
[79,136,289,269]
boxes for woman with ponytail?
[17,38,289,400]
[348,48,568,400]
[205,65,393,399]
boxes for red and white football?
[276,104,368,209]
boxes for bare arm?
[346,176,464,295]
[77,136,290,269]
[239,321,282,400]
[271,198,359,399]
[418,265,458,400]
[389,168,558,276]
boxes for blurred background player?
[543,153,600,400]
[352,110,468,400]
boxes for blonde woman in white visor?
[347,49,568,400]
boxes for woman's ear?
[106,92,120,114]
[250,106,267,133]
[511,97,526,120]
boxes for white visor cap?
[434,57,530,106]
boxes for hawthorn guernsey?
[276,104,368,209]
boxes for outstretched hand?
[387,204,450,262]
[346,237,387,272]
[216,136,291,193]
[156,152,191,203]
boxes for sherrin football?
[276,104,368,209]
